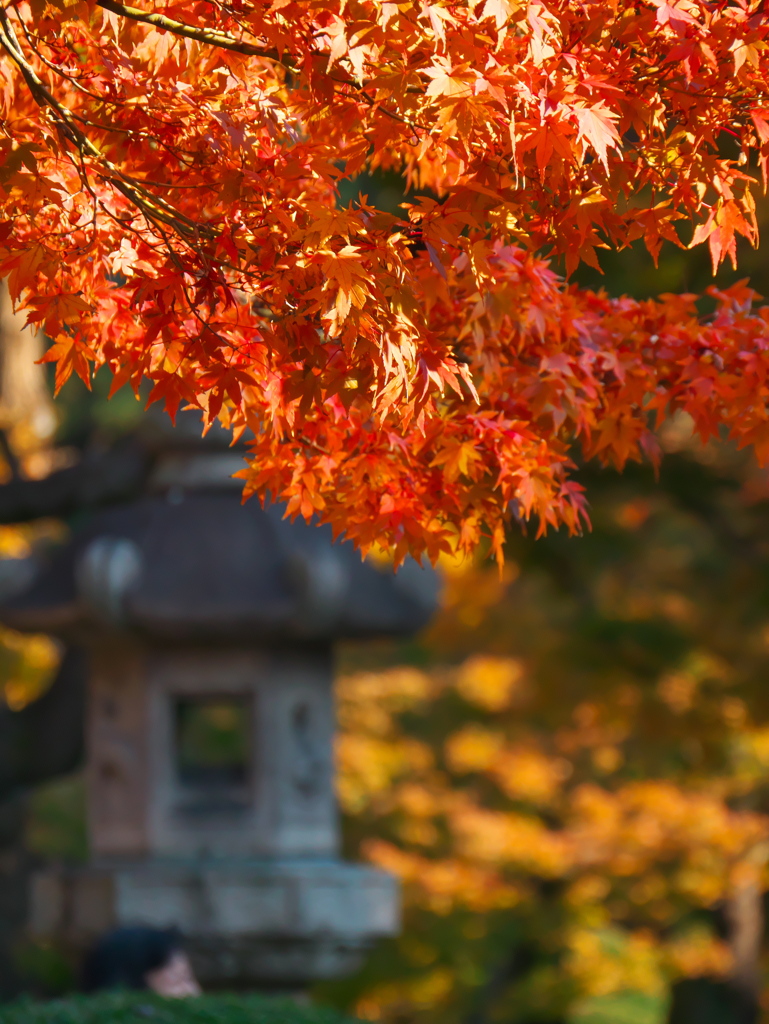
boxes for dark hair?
[82,926,182,992]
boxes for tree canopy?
[3,0,769,559]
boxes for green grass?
[0,992,353,1024]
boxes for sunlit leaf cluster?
[3,1,769,556]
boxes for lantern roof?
[0,488,438,644]
[0,410,438,645]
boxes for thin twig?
[96,0,284,60]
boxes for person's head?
[82,926,201,997]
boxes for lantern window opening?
[173,695,251,797]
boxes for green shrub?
[0,992,352,1024]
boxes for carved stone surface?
[87,647,338,860]
[87,644,149,858]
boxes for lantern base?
[28,859,399,986]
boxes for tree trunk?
[726,872,763,1024]
[0,283,56,476]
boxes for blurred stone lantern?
[0,419,438,988]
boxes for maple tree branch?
[97,0,423,138]
[0,9,217,245]
[96,0,283,60]
[13,19,204,142]
[14,10,164,138]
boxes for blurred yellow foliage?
[0,523,64,710]
[666,926,733,978]
[456,656,526,712]
[336,636,769,1022]
[0,526,33,560]
[493,747,570,804]
[355,967,457,1021]
[565,927,666,999]
[1,627,59,710]
[364,838,522,914]
[445,725,504,774]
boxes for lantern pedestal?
[29,860,398,986]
